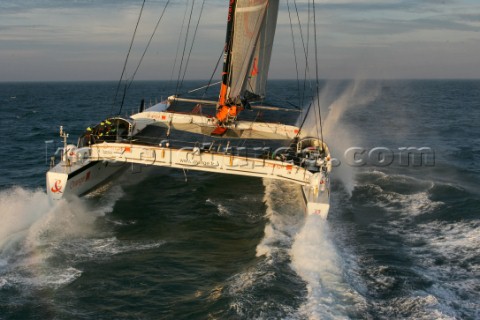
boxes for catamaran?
[46,0,332,218]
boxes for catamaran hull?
[46,161,126,201]
[301,184,330,218]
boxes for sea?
[0,80,478,319]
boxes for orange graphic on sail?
[251,57,258,76]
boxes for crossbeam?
[90,142,313,186]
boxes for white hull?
[301,184,330,218]
[47,157,126,201]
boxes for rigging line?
[305,0,313,107]
[170,0,190,85]
[300,0,321,140]
[126,0,171,92]
[175,0,196,95]
[292,0,309,107]
[312,0,324,144]
[118,81,129,118]
[179,0,206,89]
[111,0,146,117]
[292,0,318,138]
[296,100,313,136]
[307,0,321,140]
[308,1,316,93]
[287,0,301,108]
[202,48,224,98]
[188,81,221,94]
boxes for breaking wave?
[0,186,164,292]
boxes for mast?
[217,0,237,122]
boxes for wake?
[258,179,365,319]
[257,80,377,317]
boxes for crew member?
[84,127,94,146]
[97,121,105,139]
[104,120,113,140]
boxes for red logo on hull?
[50,179,63,193]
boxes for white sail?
[244,0,279,99]
[228,0,271,99]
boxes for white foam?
[227,266,275,296]
[225,260,289,318]
[26,267,83,289]
[89,237,166,256]
[258,179,365,318]
[369,294,455,320]
[358,172,442,217]
[291,215,366,319]
[206,198,231,216]
[0,277,8,289]
[360,178,478,318]
[407,220,480,316]
[0,187,124,290]
[256,179,304,261]
[383,191,442,217]
[0,188,51,254]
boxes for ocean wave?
[225,261,297,318]
[405,220,480,318]
[369,294,455,320]
[352,171,443,217]
[0,186,130,291]
[347,170,479,318]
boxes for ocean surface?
[0,80,478,319]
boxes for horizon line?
[1,78,480,84]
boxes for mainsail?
[243,0,279,99]
[228,0,278,100]
[217,0,279,122]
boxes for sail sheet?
[228,0,277,100]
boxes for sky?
[0,0,479,81]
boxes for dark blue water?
[0,80,479,319]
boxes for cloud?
[1,0,479,81]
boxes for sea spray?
[0,186,123,289]
[256,179,304,261]
[297,80,380,194]
[290,215,366,319]
[257,180,365,318]
[0,188,52,255]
